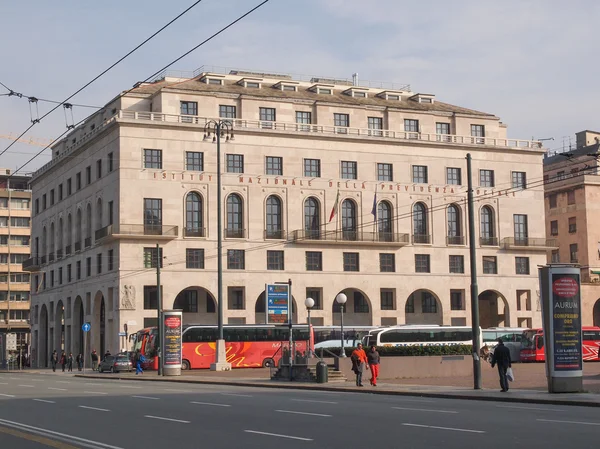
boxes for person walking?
[350,343,369,387]
[134,350,144,375]
[76,353,83,371]
[51,350,58,372]
[491,338,512,392]
[60,352,67,372]
[367,345,381,386]
[67,353,74,372]
[90,349,99,371]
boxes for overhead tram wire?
[0,0,208,159]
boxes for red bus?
[130,327,158,369]
[520,326,600,362]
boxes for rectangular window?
[86,166,91,185]
[377,163,393,181]
[436,122,450,135]
[108,201,114,225]
[10,217,30,227]
[421,293,437,313]
[471,124,485,138]
[67,178,72,195]
[379,253,395,272]
[569,216,577,233]
[446,167,462,185]
[50,189,55,206]
[227,287,245,310]
[483,256,497,274]
[514,214,528,244]
[86,257,91,277]
[67,264,72,282]
[303,159,321,178]
[76,173,82,190]
[265,156,283,175]
[96,253,102,274]
[35,198,39,215]
[226,154,244,173]
[515,257,530,275]
[480,169,495,187]
[354,293,369,313]
[143,149,162,169]
[343,252,359,272]
[306,288,322,310]
[551,249,560,263]
[550,220,558,236]
[557,171,566,180]
[186,249,205,269]
[58,184,63,201]
[296,111,311,131]
[142,247,162,268]
[567,190,576,205]
[108,249,114,271]
[96,159,102,179]
[267,250,284,270]
[341,161,357,179]
[368,117,383,136]
[380,289,395,310]
[58,267,63,285]
[108,152,114,172]
[549,194,557,208]
[334,113,349,129]
[143,198,162,232]
[404,119,419,132]
[449,255,464,273]
[219,105,237,119]
[186,151,204,171]
[306,251,322,271]
[143,286,160,310]
[180,101,198,117]
[415,254,431,273]
[76,261,81,280]
[259,107,276,128]
[412,165,428,183]
[512,171,527,189]
[42,194,46,210]
[450,290,465,310]
[570,243,578,263]
[227,249,245,270]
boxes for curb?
[73,374,600,408]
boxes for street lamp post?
[204,120,234,371]
[304,297,314,358]
[335,293,347,358]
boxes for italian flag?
[329,190,340,223]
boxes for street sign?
[266,283,289,324]
[82,323,91,332]
[118,332,127,337]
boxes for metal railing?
[84,237,92,248]
[264,229,285,240]
[291,229,410,244]
[480,237,498,246]
[446,235,465,245]
[74,241,81,252]
[183,227,206,238]
[412,234,431,244]
[95,225,111,241]
[225,228,246,239]
[22,257,41,270]
[65,245,71,256]
[48,252,55,262]
[56,249,63,259]
[501,237,557,249]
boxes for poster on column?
[266,284,289,324]
[163,312,182,366]
[551,273,583,372]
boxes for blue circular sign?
[82,323,91,332]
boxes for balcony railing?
[264,229,285,240]
[95,226,112,241]
[291,229,410,246]
[65,245,71,256]
[84,237,92,248]
[74,241,81,252]
[22,257,41,271]
[501,237,558,250]
[225,228,246,239]
[446,235,465,245]
[412,234,432,244]
[56,249,63,259]
[480,237,498,246]
[40,255,46,265]
[93,224,178,239]
[184,227,206,238]
[48,252,55,262]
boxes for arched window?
[304,197,320,239]
[76,209,82,247]
[480,206,495,245]
[49,222,55,258]
[447,204,461,244]
[413,202,429,243]
[86,204,92,243]
[41,226,47,261]
[66,214,72,252]
[265,196,283,239]
[378,201,393,242]
[341,199,357,241]
[185,192,203,237]
[96,199,103,231]
[58,218,64,255]
[226,194,244,238]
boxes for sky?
[1,0,599,173]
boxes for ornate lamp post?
[335,293,347,358]
[304,297,314,358]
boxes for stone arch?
[55,300,65,353]
[479,290,509,328]
[72,296,85,357]
[92,291,106,356]
[173,286,216,325]
[405,289,443,325]
[255,291,298,324]
[331,288,372,326]
[38,304,49,368]
[593,299,600,327]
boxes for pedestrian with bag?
[367,345,381,386]
[90,349,99,371]
[67,353,74,372]
[350,343,369,387]
[491,338,512,392]
[60,352,67,372]
[51,350,58,372]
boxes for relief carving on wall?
[121,285,136,310]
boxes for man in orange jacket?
[350,343,369,387]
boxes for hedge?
[315,345,472,358]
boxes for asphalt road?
[1,373,600,449]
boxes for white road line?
[290,398,338,405]
[392,406,458,414]
[56,381,71,384]
[132,395,160,400]
[0,382,8,385]
[497,405,565,412]
[84,391,108,395]
[144,415,190,424]
[118,385,142,389]
[537,418,600,426]
[18,384,35,388]
[78,405,110,412]
[221,393,253,397]
[398,398,436,403]
[9,377,19,380]
[48,387,67,391]
[244,430,313,441]
[190,401,231,407]
[162,388,191,393]
[402,423,485,434]
[84,382,103,386]
[0,393,15,398]
[276,410,332,418]
[26,379,44,382]
[33,399,56,404]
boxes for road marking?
[162,388,191,393]
[18,384,35,388]
[392,406,458,414]
[402,423,485,434]
[537,418,600,426]
[84,382,102,386]
[497,405,564,412]
[132,395,160,400]
[0,382,8,385]
[244,430,313,441]
[9,377,19,380]
[0,393,15,398]
[118,385,141,389]
[83,391,108,395]
[0,417,125,449]
[78,405,110,412]
[290,399,338,405]
[48,387,67,391]
[221,393,253,397]
[144,415,190,424]
[190,401,231,407]
[33,399,56,404]
[0,426,81,449]
[399,398,436,403]
[276,409,332,417]
[55,381,71,384]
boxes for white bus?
[363,325,483,348]
[482,327,527,362]
[313,326,376,349]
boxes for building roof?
[544,143,600,166]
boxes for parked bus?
[130,327,158,369]
[313,326,376,350]
[520,326,600,362]
[482,327,527,362]
[363,325,483,347]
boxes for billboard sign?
[163,311,182,367]
[266,283,289,324]
[550,273,583,372]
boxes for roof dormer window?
[410,93,436,104]
[282,85,297,92]
[343,87,369,98]
[207,78,223,85]
[387,94,400,100]
[200,75,225,85]
[246,81,260,88]
[376,90,403,101]
[318,88,332,95]
[273,81,299,92]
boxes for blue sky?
[1,0,598,172]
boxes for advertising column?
[162,310,182,376]
[539,265,583,393]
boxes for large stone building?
[0,169,32,356]
[25,67,553,367]
[543,130,600,326]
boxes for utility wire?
[0,0,207,159]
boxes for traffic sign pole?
[82,323,90,375]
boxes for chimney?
[352,73,359,86]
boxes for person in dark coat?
[350,343,368,387]
[491,338,512,392]
[60,352,67,372]
[76,353,83,371]
[366,345,381,386]
[51,350,58,372]
[91,350,99,371]
[67,353,74,372]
